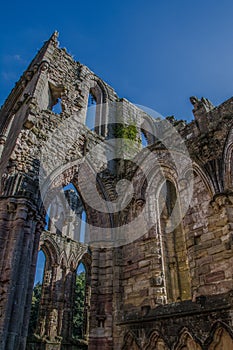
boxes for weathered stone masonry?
[0,32,232,349]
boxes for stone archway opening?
[26,178,90,349]
[72,262,87,340]
[28,250,46,337]
[45,182,86,242]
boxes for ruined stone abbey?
[0,32,233,350]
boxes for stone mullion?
[55,265,65,340]
[83,279,91,340]
[156,202,168,304]
[169,228,180,301]
[35,263,53,337]
[48,264,59,338]
[69,269,76,340]
[159,213,174,302]
[61,269,76,340]
[36,261,58,340]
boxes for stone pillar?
[89,248,113,350]
[60,268,76,341]
[0,197,43,350]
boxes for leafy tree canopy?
[28,282,42,336]
[72,272,86,339]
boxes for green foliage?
[113,123,139,142]
[113,123,141,155]
[72,272,86,339]
[28,282,42,336]
[28,274,86,340]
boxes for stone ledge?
[118,290,233,325]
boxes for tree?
[28,282,42,336]
[72,272,86,339]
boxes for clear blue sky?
[1,0,233,121]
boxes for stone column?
[0,197,43,350]
[60,268,76,341]
[35,262,63,349]
[88,247,114,350]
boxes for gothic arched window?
[85,82,107,137]
[159,180,191,302]
[72,259,91,341]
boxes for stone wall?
[0,33,232,350]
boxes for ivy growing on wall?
[113,123,141,158]
[72,272,86,339]
[113,123,139,142]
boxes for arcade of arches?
[0,33,233,350]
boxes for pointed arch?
[84,73,109,136]
[34,250,46,285]
[132,152,179,203]
[41,162,114,240]
[174,329,202,350]
[59,250,68,268]
[79,251,92,281]
[43,178,87,241]
[188,162,215,197]
[122,331,141,350]
[68,252,76,271]
[40,236,59,266]
[85,73,109,103]
[140,114,157,146]
[145,330,168,350]
[205,322,233,350]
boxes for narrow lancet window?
[86,92,97,130]
[72,262,87,340]
[159,180,191,302]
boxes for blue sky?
[2,0,233,287]
[1,0,233,121]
